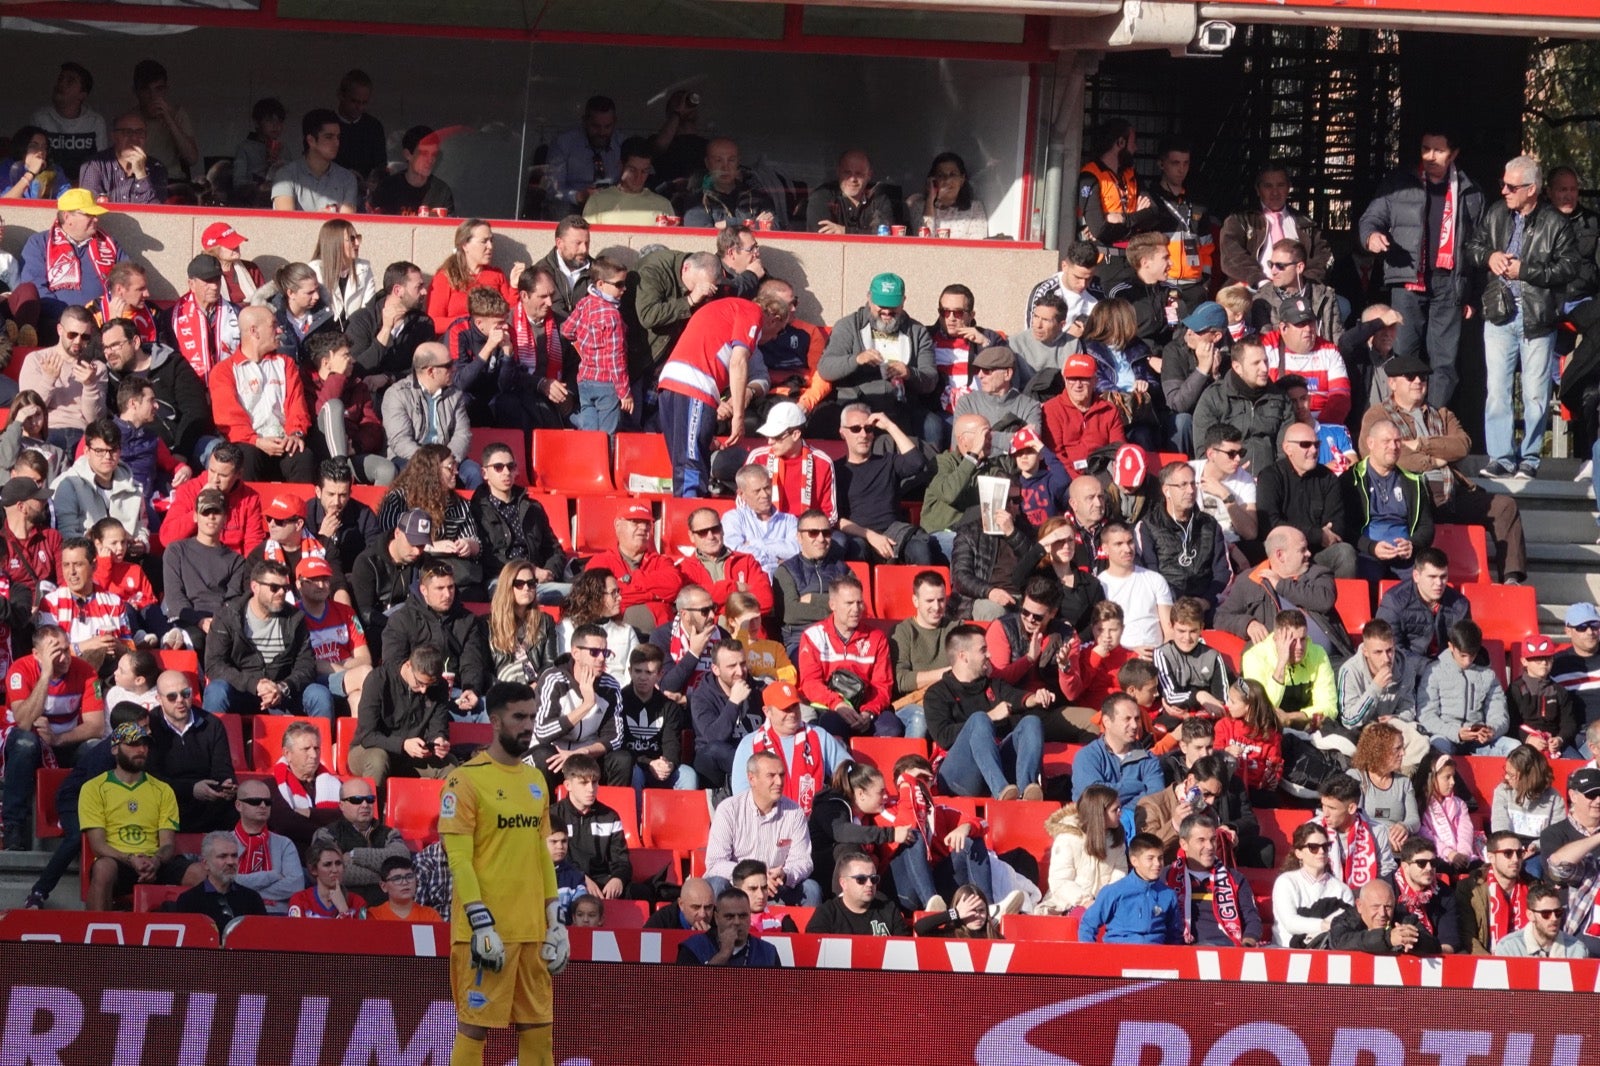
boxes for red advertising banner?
[1,942,1596,1065]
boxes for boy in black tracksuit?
[545,754,633,898]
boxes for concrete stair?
[1471,456,1595,630]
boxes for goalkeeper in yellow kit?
[441,681,569,1066]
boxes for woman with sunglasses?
[557,567,636,686]
[488,561,558,683]
[1271,821,1353,947]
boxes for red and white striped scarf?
[234,824,272,874]
[1329,815,1380,890]
[97,297,156,346]
[511,303,562,382]
[1165,838,1244,945]
[171,292,239,379]
[43,223,119,292]
[752,725,823,816]
[273,758,341,810]
[761,446,815,509]
[1396,876,1437,935]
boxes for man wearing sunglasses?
[202,558,325,719]
[1552,604,1600,758]
[527,622,631,786]
[312,775,413,901]
[1493,882,1590,958]
[1540,766,1600,948]
[676,505,772,614]
[1361,354,1527,585]
[1393,836,1460,952]
[219,778,300,914]
[1457,829,1537,955]
[804,850,908,936]
[147,668,236,832]
[468,442,569,603]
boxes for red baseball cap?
[619,503,653,523]
[1521,635,1571,660]
[263,493,304,521]
[295,557,334,581]
[201,222,246,250]
[1011,426,1044,454]
[1063,353,1098,380]
[762,680,801,711]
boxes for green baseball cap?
[869,272,905,309]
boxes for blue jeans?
[575,382,623,434]
[202,679,334,720]
[896,703,928,740]
[659,391,715,497]
[1483,314,1556,467]
[2,732,90,840]
[631,763,700,791]
[935,713,1044,798]
[1428,733,1520,757]
[816,708,905,739]
[888,832,995,911]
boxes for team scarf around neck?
[668,619,722,689]
[896,771,936,860]
[1430,164,1460,276]
[262,535,327,566]
[1396,876,1438,934]
[752,724,823,816]
[172,292,240,379]
[1329,814,1380,890]
[511,303,562,381]
[273,758,341,810]
[763,445,815,509]
[1487,876,1530,948]
[234,823,272,874]
[1165,837,1244,945]
[44,223,119,292]
[98,297,157,345]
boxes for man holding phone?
[147,668,238,832]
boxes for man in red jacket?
[584,503,683,630]
[675,505,773,614]
[1042,352,1126,473]
[159,441,267,556]
[796,573,898,738]
[208,304,315,483]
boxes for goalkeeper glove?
[542,900,570,976]
[465,902,505,972]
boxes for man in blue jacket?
[1072,693,1165,809]
[1079,834,1180,944]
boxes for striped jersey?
[658,298,763,408]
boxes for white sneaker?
[1577,460,1593,483]
[995,890,1026,916]
[925,894,948,914]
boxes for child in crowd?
[732,858,798,934]
[569,895,605,928]
[1151,597,1231,736]
[1108,658,1178,755]
[367,856,442,923]
[562,255,632,433]
[105,648,161,714]
[1077,833,1179,944]
[1012,427,1071,528]
[547,827,589,924]
[1411,751,1477,873]
[305,330,390,486]
[621,643,694,792]
[1508,636,1582,760]
[1215,284,1252,342]
[1076,601,1132,715]
[1214,677,1284,800]
[547,753,634,901]
[110,375,191,505]
[91,517,161,635]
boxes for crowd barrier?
[0,929,1594,1065]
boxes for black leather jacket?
[1466,200,1580,339]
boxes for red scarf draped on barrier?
[752,725,823,816]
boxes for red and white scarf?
[273,758,342,810]
[896,771,936,860]
[234,824,273,874]
[97,297,157,346]
[44,223,119,293]
[752,724,824,816]
[262,535,327,566]
[511,304,562,382]
[172,292,240,380]
[763,446,816,509]
[1329,815,1380,890]
[1396,877,1437,934]
[1431,164,1460,274]
[1486,876,1530,948]
[667,620,723,691]
[1165,841,1244,945]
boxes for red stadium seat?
[250,716,332,772]
[661,496,735,558]
[34,767,71,841]
[132,884,188,913]
[938,796,983,824]
[449,721,492,749]
[1001,913,1081,941]
[984,800,1057,867]
[848,737,928,795]
[1480,638,1510,688]
[642,789,713,852]
[530,429,615,493]
[845,561,874,616]
[155,648,200,676]
[384,777,446,848]
[469,427,529,485]
[595,786,643,846]
[1202,629,1246,672]
[3,346,38,382]
[335,716,358,776]
[601,899,650,929]
[629,846,682,888]
[1258,807,1308,861]
[534,492,574,554]
[1455,756,1507,814]
[872,564,949,621]
[1156,452,1189,469]
[1334,578,1374,638]
[216,714,247,774]
[1462,583,1538,646]
[1433,524,1490,585]
[613,433,674,494]
[575,495,650,555]
[348,483,387,511]
[1041,742,1083,779]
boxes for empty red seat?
[34,767,72,840]
[628,846,682,888]
[985,799,1056,865]
[335,716,359,776]
[600,898,651,929]
[530,429,615,493]
[1455,755,1508,813]
[132,884,188,913]
[595,785,643,846]
[1462,582,1538,646]
[613,433,674,493]
[1334,578,1374,637]
[642,789,713,852]
[1432,523,1490,585]
[1001,912,1081,941]
[1202,629,1246,671]
[384,777,446,848]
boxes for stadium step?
[1466,456,1595,631]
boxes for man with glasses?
[1540,766,1600,948]
[20,304,107,454]
[313,776,413,900]
[528,622,631,786]
[1248,239,1342,341]
[1135,461,1230,611]
[1,625,104,851]
[1256,419,1355,578]
[929,283,1004,429]
[746,400,836,523]
[76,110,166,204]
[1553,604,1600,758]
[1193,338,1297,479]
[203,558,325,718]
[369,855,442,922]
[147,668,236,832]
[722,464,799,578]
[1189,424,1258,562]
[584,503,683,631]
[246,493,350,605]
[773,508,850,656]
[53,420,146,558]
[1493,882,1591,958]
[382,342,472,476]
[804,850,907,935]
[648,585,725,696]
[953,345,1042,457]
[676,505,772,614]
[835,402,930,566]
[707,750,819,904]
[1362,354,1526,584]
[468,442,568,601]
[19,189,126,327]
[220,778,301,914]
[1393,836,1460,952]
[175,829,271,930]
[1457,829,1537,954]
[1468,154,1580,480]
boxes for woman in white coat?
[1039,784,1127,914]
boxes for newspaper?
[977,475,1010,535]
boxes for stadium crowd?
[4,59,1600,961]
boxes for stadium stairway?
[1474,456,1596,631]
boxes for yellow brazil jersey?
[439,752,559,945]
[78,771,178,857]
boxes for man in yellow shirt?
[80,721,198,910]
[441,681,567,1066]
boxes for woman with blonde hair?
[307,218,374,328]
[487,560,557,683]
[426,218,524,332]
[266,261,334,364]
[1081,297,1159,447]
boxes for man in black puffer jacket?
[379,559,492,715]
[467,440,569,593]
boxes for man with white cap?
[745,400,836,524]
[585,503,684,630]
[18,189,126,326]
[953,345,1042,455]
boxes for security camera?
[1192,20,1236,53]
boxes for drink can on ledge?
[757,218,773,231]
[877,225,891,236]
[655,214,670,226]
[919,226,932,238]
[431,206,449,218]
[667,215,682,227]
[937,227,952,239]
[890,225,907,236]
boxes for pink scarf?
[44,223,119,293]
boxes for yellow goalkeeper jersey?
[439,752,559,945]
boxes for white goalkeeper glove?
[466,903,505,972]
[542,900,570,976]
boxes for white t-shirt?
[30,105,107,161]
[1098,566,1173,649]
[1189,459,1257,544]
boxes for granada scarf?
[44,223,118,292]
[171,292,240,379]
[1165,840,1244,945]
[752,725,823,816]
[1486,876,1529,949]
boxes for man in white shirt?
[1097,520,1173,652]
[722,464,798,576]
[1493,882,1590,958]
[31,61,107,181]
[271,109,358,214]
[1190,424,1258,555]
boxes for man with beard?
[805,150,897,235]
[345,261,436,391]
[817,273,938,440]
[174,829,270,933]
[81,721,199,910]
[2,474,60,611]
[1076,118,1155,267]
[1219,163,1333,289]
